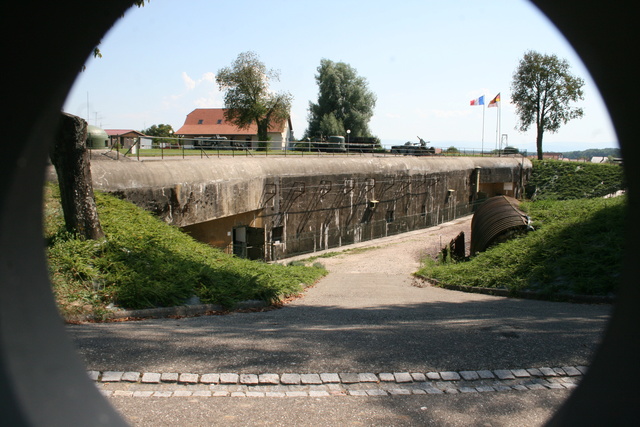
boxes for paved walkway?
[67,217,612,426]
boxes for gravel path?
[286,215,472,276]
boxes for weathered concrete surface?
[72,156,532,260]
[86,156,531,228]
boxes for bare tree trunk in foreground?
[49,113,104,240]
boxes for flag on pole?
[488,93,501,108]
[470,95,485,106]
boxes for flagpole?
[495,106,499,151]
[487,93,501,152]
[470,95,486,154]
[481,103,485,155]
[498,98,502,151]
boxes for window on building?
[272,226,283,243]
[217,119,222,124]
[197,119,204,124]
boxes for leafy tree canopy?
[142,123,174,138]
[511,50,585,160]
[306,59,376,140]
[318,112,345,137]
[216,51,292,144]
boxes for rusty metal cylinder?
[470,196,530,255]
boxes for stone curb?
[92,366,587,385]
[98,378,580,399]
[93,365,586,398]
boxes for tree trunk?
[49,113,104,240]
[536,123,544,160]
[256,118,269,150]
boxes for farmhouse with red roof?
[175,108,293,150]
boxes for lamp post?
[346,129,351,154]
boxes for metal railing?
[94,136,528,161]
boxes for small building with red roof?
[104,129,146,149]
[174,108,293,150]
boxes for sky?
[63,0,618,153]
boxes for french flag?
[470,95,485,106]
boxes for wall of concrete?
[87,156,531,261]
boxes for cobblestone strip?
[92,366,585,398]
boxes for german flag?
[488,93,501,108]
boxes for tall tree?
[306,59,376,139]
[511,50,585,160]
[142,123,174,137]
[50,113,104,240]
[216,51,292,146]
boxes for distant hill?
[561,148,621,159]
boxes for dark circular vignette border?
[1,1,638,425]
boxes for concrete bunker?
[86,125,109,149]
[86,156,532,261]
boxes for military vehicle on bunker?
[391,137,435,156]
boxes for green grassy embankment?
[44,183,326,321]
[417,160,626,299]
[526,159,624,200]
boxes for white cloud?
[201,72,216,83]
[194,92,224,108]
[182,72,196,90]
[182,71,219,90]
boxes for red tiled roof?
[105,129,145,137]
[175,108,289,136]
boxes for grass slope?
[527,159,625,200]
[417,196,625,298]
[44,183,326,321]
[417,160,626,300]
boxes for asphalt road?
[110,389,571,427]
[69,282,609,374]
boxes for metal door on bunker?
[232,226,265,260]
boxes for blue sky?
[64,0,617,153]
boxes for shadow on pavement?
[68,296,610,374]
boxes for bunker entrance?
[233,226,265,260]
